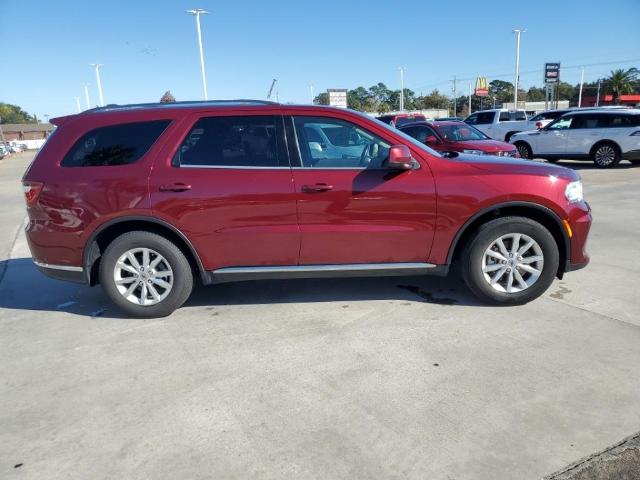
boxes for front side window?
[62,120,170,167]
[569,114,601,129]
[174,116,283,167]
[294,116,391,169]
[465,114,479,124]
[476,112,495,124]
[547,115,574,130]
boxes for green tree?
[607,68,639,102]
[159,90,176,103]
[489,80,514,104]
[0,103,36,123]
[313,92,329,105]
[527,86,545,102]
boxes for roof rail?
[82,99,279,114]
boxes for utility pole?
[309,83,314,104]
[596,79,601,106]
[399,67,405,112]
[452,76,457,117]
[512,29,525,110]
[90,64,105,106]
[187,9,209,100]
[468,83,472,116]
[75,97,81,113]
[82,83,91,109]
[577,66,585,108]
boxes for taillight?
[23,181,44,205]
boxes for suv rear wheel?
[592,142,621,168]
[461,217,559,305]
[99,231,194,318]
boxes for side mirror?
[308,141,323,152]
[425,135,438,144]
[387,145,413,170]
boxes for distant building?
[0,123,54,149]
[580,94,640,108]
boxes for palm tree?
[607,68,639,103]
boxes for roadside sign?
[544,63,560,84]
[475,76,489,96]
[328,89,348,108]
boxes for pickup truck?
[464,109,530,142]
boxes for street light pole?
[82,83,91,109]
[578,66,585,108]
[187,9,209,100]
[399,67,405,112]
[309,83,314,104]
[90,64,105,106]
[75,97,81,113]
[512,29,525,110]
[596,79,601,106]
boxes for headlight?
[565,181,583,203]
[462,149,484,155]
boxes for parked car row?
[23,100,591,317]
[0,141,28,158]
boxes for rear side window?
[62,120,170,167]
[174,116,284,167]
[395,115,425,127]
[515,111,526,120]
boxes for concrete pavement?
[1,153,639,479]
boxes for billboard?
[544,63,560,84]
[475,76,489,97]
[328,89,348,108]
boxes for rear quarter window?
[61,120,170,167]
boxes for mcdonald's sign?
[475,76,489,97]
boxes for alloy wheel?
[113,247,174,306]
[594,145,616,166]
[482,233,544,293]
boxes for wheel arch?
[589,139,622,157]
[447,202,570,277]
[505,131,521,142]
[83,216,207,286]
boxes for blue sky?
[1,0,639,119]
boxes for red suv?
[22,101,592,317]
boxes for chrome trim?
[33,260,83,272]
[178,165,291,170]
[213,263,436,274]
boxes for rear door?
[150,111,299,271]
[565,113,602,154]
[288,112,437,265]
[538,115,574,155]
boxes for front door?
[538,115,573,155]
[289,115,437,265]
[150,112,299,270]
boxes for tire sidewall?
[592,143,620,168]
[463,218,559,305]
[515,141,532,159]
[99,232,193,318]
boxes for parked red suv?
[23,101,591,317]
[399,120,519,157]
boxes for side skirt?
[203,262,449,285]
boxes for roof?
[83,99,278,114]
[0,123,53,132]
[571,108,640,115]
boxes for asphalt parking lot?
[1,151,639,479]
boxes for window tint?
[499,111,510,121]
[403,126,435,143]
[395,115,426,127]
[174,116,283,167]
[515,111,526,121]
[547,115,573,130]
[294,116,391,169]
[476,112,495,124]
[570,114,601,129]
[62,120,170,167]
[603,114,635,127]
[465,114,479,124]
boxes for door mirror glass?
[387,145,413,170]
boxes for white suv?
[510,110,640,168]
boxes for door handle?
[159,183,192,192]
[301,183,333,193]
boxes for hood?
[451,153,579,181]
[453,139,515,152]
[510,129,542,138]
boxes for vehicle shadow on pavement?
[0,258,483,319]
[535,159,639,170]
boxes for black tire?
[461,216,559,305]
[99,231,194,318]
[514,141,533,159]
[591,142,621,169]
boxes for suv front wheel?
[461,217,559,305]
[99,231,194,318]
[592,142,621,168]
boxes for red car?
[399,120,519,157]
[23,101,591,317]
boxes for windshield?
[436,123,490,141]
[363,113,443,157]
